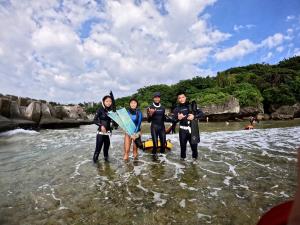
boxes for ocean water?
[0,121,299,225]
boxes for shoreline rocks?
[1,93,299,133]
[271,105,296,120]
[0,115,18,132]
[0,94,93,133]
[200,96,240,121]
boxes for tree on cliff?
[85,56,300,114]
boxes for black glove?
[134,137,144,150]
[112,121,119,130]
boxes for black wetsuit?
[147,103,169,154]
[93,106,112,162]
[173,102,204,159]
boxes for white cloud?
[276,46,284,52]
[261,33,285,48]
[215,39,259,61]
[1,0,233,103]
[215,31,293,62]
[262,52,273,61]
[233,24,255,32]
[286,15,295,21]
[294,48,300,56]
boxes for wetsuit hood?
[101,95,112,111]
[101,101,112,111]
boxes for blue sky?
[204,0,300,71]
[0,0,299,103]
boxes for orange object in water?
[245,125,254,130]
[257,200,293,225]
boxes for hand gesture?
[187,114,194,121]
[148,108,156,117]
[178,113,185,120]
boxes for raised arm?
[147,107,154,122]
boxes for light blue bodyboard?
[108,108,137,136]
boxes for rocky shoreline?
[0,94,93,133]
[138,96,300,122]
[195,96,300,122]
[1,94,299,133]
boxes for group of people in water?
[91,91,300,224]
[92,91,204,162]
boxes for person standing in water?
[172,91,204,160]
[249,116,255,125]
[147,92,170,159]
[93,95,114,163]
[123,98,143,161]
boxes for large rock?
[17,97,31,107]
[87,114,94,121]
[293,103,300,118]
[0,98,11,118]
[19,106,27,118]
[48,104,57,118]
[10,101,21,118]
[25,102,41,123]
[271,105,295,120]
[239,104,264,117]
[41,103,51,119]
[256,113,271,121]
[201,96,240,121]
[62,105,88,120]
[54,106,69,119]
[0,115,17,132]
[6,95,18,101]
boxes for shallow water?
[0,120,300,225]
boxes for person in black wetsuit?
[147,92,171,159]
[173,91,204,160]
[93,95,114,163]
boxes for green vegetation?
[85,103,100,114]
[189,88,231,106]
[86,56,300,114]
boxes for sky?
[0,0,299,103]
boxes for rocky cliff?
[0,94,92,132]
